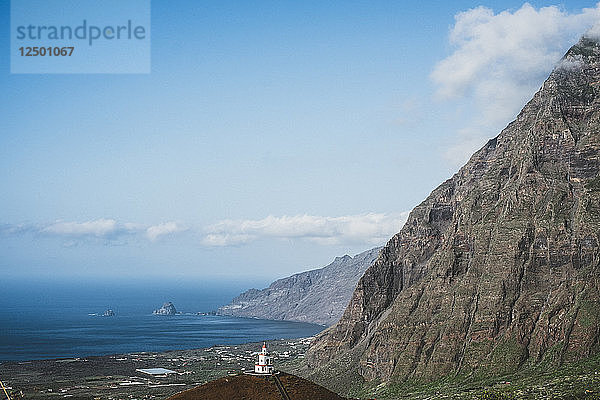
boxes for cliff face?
[307,37,600,387]
[218,247,381,326]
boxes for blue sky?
[1,0,599,286]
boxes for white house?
[254,342,274,374]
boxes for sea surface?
[0,279,325,362]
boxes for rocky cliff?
[306,36,600,390]
[218,247,381,326]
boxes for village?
[0,338,312,400]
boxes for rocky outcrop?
[167,372,348,400]
[306,36,600,390]
[153,302,177,315]
[218,248,381,326]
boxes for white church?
[254,342,274,374]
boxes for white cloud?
[41,219,120,237]
[432,3,600,166]
[202,233,254,247]
[201,213,409,247]
[35,219,185,243]
[146,222,187,241]
[586,20,600,39]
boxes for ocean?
[0,279,325,362]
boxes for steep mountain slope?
[218,248,381,326]
[306,37,600,392]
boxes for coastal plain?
[0,338,312,400]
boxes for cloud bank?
[202,213,409,247]
[1,219,186,243]
[41,219,123,237]
[2,213,409,248]
[432,3,600,165]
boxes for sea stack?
[153,302,177,315]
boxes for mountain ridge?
[218,247,381,326]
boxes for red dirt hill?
[167,372,350,400]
